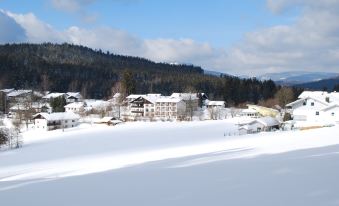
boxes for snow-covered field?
[0,120,339,206]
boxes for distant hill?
[294,76,339,91]
[0,43,278,104]
[257,71,339,85]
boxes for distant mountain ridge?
[294,76,339,91]
[257,71,339,85]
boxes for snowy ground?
[0,119,339,205]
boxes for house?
[66,92,83,103]
[128,95,157,120]
[64,102,85,113]
[247,104,279,117]
[42,93,66,102]
[6,90,32,103]
[9,102,52,114]
[0,88,15,94]
[84,99,111,112]
[286,96,330,121]
[238,116,280,134]
[155,97,186,120]
[206,101,225,108]
[239,108,260,118]
[170,92,204,113]
[33,112,80,131]
[285,91,339,126]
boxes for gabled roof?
[207,101,225,106]
[254,117,280,127]
[0,88,15,93]
[170,93,199,100]
[130,96,157,104]
[298,91,328,99]
[84,100,110,110]
[66,92,82,99]
[43,93,65,99]
[10,102,51,110]
[156,97,183,103]
[126,94,145,99]
[33,112,80,121]
[7,90,32,97]
[241,108,258,113]
[286,96,329,107]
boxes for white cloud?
[1,1,339,75]
[218,0,339,75]
[4,10,66,43]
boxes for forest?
[0,43,295,105]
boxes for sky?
[0,0,339,76]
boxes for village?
[1,88,338,137]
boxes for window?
[316,111,319,115]
[303,101,306,106]
[311,102,314,106]
[332,112,335,116]
[72,120,75,122]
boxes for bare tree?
[275,87,294,108]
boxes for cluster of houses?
[1,88,338,133]
[0,89,226,131]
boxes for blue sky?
[0,0,297,47]
[0,0,338,75]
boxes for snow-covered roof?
[241,108,258,114]
[207,101,225,106]
[7,90,32,97]
[254,117,280,127]
[0,88,14,93]
[43,93,65,99]
[84,100,110,110]
[156,97,183,103]
[126,94,145,99]
[10,103,51,110]
[33,91,49,97]
[170,93,199,100]
[286,96,329,107]
[64,102,84,109]
[298,91,328,99]
[33,112,80,121]
[66,92,82,99]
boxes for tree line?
[0,43,297,106]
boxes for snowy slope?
[0,120,339,205]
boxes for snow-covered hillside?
[0,120,339,206]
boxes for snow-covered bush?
[0,127,23,149]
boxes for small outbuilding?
[238,116,280,134]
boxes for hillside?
[294,76,339,91]
[1,121,339,205]
[0,43,277,104]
